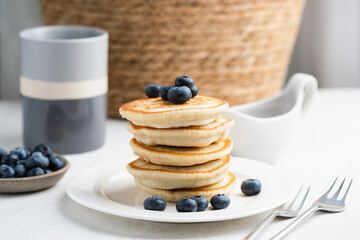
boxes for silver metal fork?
[243,186,310,240]
[270,177,353,240]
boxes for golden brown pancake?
[130,138,233,166]
[127,118,234,147]
[135,172,236,202]
[127,155,231,189]
[119,95,228,128]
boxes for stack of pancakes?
[120,95,236,202]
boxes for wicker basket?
[39,0,305,117]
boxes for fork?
[243,186,310,240]
[270,177,353,240]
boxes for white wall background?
[288,0,360,87]
[0,0,42,99]
[1,0,359,99]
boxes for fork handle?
[243,212,278,240]
[270,205,320,240]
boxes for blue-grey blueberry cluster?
[0,144,65,178]
[145,76,199,104]
[143,194,231,212]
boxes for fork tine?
[340,178,353,203]
[295,186,310,211]
[332,178,346,199]
[286,185,303,210]
[319,177,339,199]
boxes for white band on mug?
[20,76,108,100]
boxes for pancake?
[127,155,231,189]
[135,172,236,202]
[127,118,234,147]
[119,95,228,128]
[130,138,233,166]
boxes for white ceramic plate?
[66,156,295,223]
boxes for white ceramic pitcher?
[224,73,318,163]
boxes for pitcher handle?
[285,73,318,115]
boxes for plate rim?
[66,156,295,223]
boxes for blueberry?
[0,165,15,178]
[176,198,198,212]
[210,194,230,210]
[167,86,192,104]
[45,169,53,174]
[0,147,7,159]
[10,147,28,159]
[1,153,19,167]
[24,148,32,158]
[33,143,52,157]
[175,76,195,89]
[18,159,27,167]
[241,179,262,196]
[143,196,166,211]
[49,155,65,170]
[145,84,161,98]
[25,152,50,169]
[14,164,27,177]
[191,195,208,211]
[159,85,173,100]
[26,167,45,177]
[190,85,198,98]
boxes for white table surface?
[0,88,359,240]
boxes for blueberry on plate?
[210,194,230,210]
[25,152,50,169]
[0,164,15,178]
[145,84,161,98]
[175,76,195,89]
[143,196,166,211]
[49,155,65,170]
[10,147,28,159]
[191,195,208,211]
[1,153,19,167]
[190,85,198,98]
[241,179,262,196]
[176,198,198,212]
[0,147,7,159]
[167,86,192,104]
[26,167,45,177]
[159,85,173,100]
[33,143,52,157]
[45,169,52,174]
[14,164,27,177]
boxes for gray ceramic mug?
[19,26,108,154]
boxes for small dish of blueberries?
[0,143,70,193]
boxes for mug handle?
[285,73,318,115]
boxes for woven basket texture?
[39,0,305,117]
